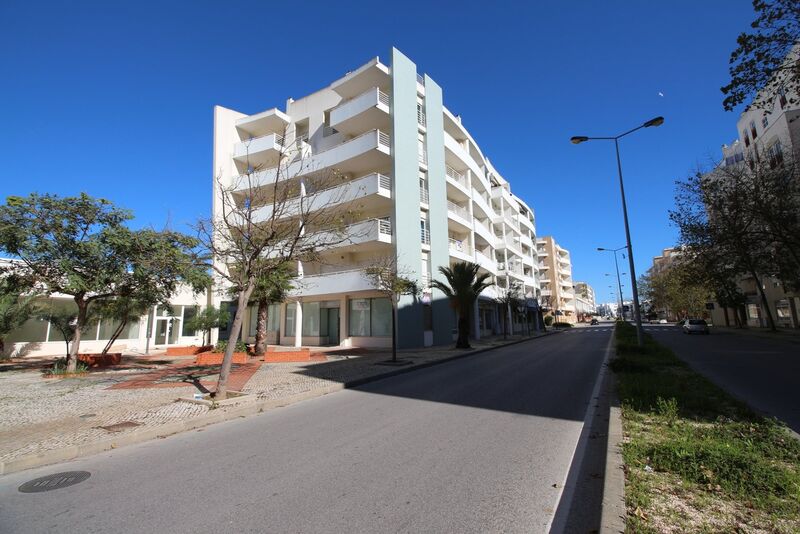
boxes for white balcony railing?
[417,105,426,127]
[417,73,425,85]
[378,131,391,149]
[446,165,469,189]
[420,227,431,245]
[447,200,470,220]
[378,217,392,236]
[378,173,392,190]
[448,238,472,255]
[420,185,429,204]
[378,90,390,107]
[418,146,428,165]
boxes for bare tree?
[198,128,364,399]
[362,256,419,363]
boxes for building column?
[340,296,349,347]
[294,299,303,348]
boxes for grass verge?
[612,321,800,533]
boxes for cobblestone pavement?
[0,334,544,465]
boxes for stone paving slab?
[0,333,551,472]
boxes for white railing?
[474,219,492,237]
[418,146,427,165]
[419,185,429,204]
[446,165,469,189]
[448,238,472,255]
[475,249,494,267]
[420,227,431,245]
[378,90,390,107]
[421,272,430,288]
[417,73,424,85]
[417,105,426,127]
[378,174,392,190]
[447,201,469,220]
[378,217,392,236]
[378,130,391,148]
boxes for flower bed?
[78,353,122,367]
[165,345,213,356]
[195,352,250,366]
[262,348,311,363]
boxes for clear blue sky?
[0,1,755,305]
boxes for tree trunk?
[723,306,730,327]
[101,319,128,355]
[67,297,88,373]
[750,270,777,331]
[254,297,268,356]
[216,282,254,400]
[456,304,471,349]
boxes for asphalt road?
[0,327,612,534]
[645,324,800,433]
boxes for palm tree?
[430,262,492,349]
[249,263,295,355]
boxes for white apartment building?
[536,236,576,323]
[573,281,596,319]
[212,48,541,349]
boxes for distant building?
[536,236,576,323]
[573,281,596,319]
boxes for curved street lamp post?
[572,116,664,346]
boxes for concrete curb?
[600,334,626,533]
[0,331,561,476]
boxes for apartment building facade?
[212,48,541,349]
[536,236,575,323]
[573,281,596,319]
[707,57,800,329]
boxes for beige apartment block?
[536,236,576,323]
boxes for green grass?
[613,321,800,533]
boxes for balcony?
[471,188,495,219]
[303,129,391,178]
[447,200,471,229]
[446,165,470,193]
[331,58,390,100]
[325,217,393,252]
[298,268,374,297]
[235,108,291,139]
[444,132,485,184]
[473,218,495,245]
[250,173,392,224]
[474,249,497,274]
[448,238,473,261]
[330,88,391,136]
[233,132,285,167]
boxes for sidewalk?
[0,332,554,474]
[712,325,800,345]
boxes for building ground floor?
[708,276,800,329]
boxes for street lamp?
[573,116,664,346]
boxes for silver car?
[682,319,709,335]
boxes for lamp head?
[571,136,589,144]
[597,247,606,251]
[643,116,664,128]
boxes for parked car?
[590,318,599,325]
[658,319,668,324]
[682,319,710,335]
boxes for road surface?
[0,327,613,533]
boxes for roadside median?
[611,321,800,533]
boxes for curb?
[600,341,626,533]
[0,331,561,476]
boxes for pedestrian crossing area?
[561,328,613,333]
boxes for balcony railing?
[420,185,429,204]
[417,105,426,127]
[417,73,424,85]
[420,227,431,245]
[447,201,470,220]
[446,165,469,189]
[378,90,390,107]
[378,218,392,236]
[474,219,492,238]
[378,174,392,190]
[418,147,428,165]
[448,238,472,255]
[378,131,391,149]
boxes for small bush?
[212,340,248,353]
[553,321,573,328]
[655,396,679,426]
[544,315,554,326]
[45,357,89,375]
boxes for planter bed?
[165,345,213,356]
[78,353,122,367]
[195,352,250,366]
[262,347,311,363]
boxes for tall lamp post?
[572,116,664,346]
[600,247,626,320]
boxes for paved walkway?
[0,334,547,468]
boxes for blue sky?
[0,1,755,305]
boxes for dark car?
[590,318,599,325]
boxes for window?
[182,306,198,337]
[348,298,391,337]
[420,219,430,245]
[750,120,757,139]
[286,303,295,335]
[761,116,768,128]
[302,301,320,336]
[767,140,784,168]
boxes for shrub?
[553,321,573,328]
[212,340,248,353]
[544,315,554,326]
[45,357,89,375]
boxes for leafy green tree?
[42,309,77,358]
[721,0,800,111]
[0,276,38,356]
[363,256,419,362]
[184,306,230,346]
[0,193,209,372]
[430,262,491,349]
[231,262,295,356]
[90,296,150,355]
